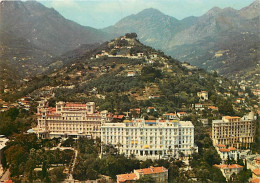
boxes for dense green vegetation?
[2,133,74,182]
[0,108,73,182]
[0,108,34,137]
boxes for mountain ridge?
[103,0,259,84]
[0,0,110,55]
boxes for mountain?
[3,34,243,118]
[0,0,112,92]
[239,0,260,19]
[0,0,110,55]
[103,8,198,51]
[103,1,260,84]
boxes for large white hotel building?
[34,100,112,139]
[101,118,197,160]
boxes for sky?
[38,0,255,29]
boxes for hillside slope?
[3,34,252,118]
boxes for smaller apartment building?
[214,164,243,180]
[215,144,238,161]
[212,116,255,148]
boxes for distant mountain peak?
[239,0,260,19]
[140,8,162,13]
[206,6,222,16]
[223,7,236,11]
[250,0,260,8]
[137,8,165,17]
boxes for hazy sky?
[39,0,255,29]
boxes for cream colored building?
[212,116,256,148]
[215,144,238,161]
[101,118,197,160]
[214,164,243,180]
[34,100,111,139]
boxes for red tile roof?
[145,120,156,123]
[177,112,187,114]
[251,178,260,183]
[65,103,86,107]
[130,108,141,114]
[228,147,237,151]
[135,166,167,175]
[113,115,125,119]
[164,113,177,116]
[4,181,12,183]
[117,173,137,182]
[223,116,240,119]
[147,107,155,109]
[219,149,230,152]
[217,144,226,148]
[208,106,218,110]
[48,107,56,112]
[253,169,260,176]
[214,164,243,169]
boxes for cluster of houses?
[92,36,166,70]
[0,97,32,112]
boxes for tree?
[125,33,137,39]
[229,169,252,183]
[141,66,162,82]
[140,159,153,169]
[203,147,221,166]
[49,167,66,182]
[102,144,118,155]
[243,159,247,171]
[41,161,50,182]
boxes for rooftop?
[64,103,86,107]
[214,164,243,169]
[117,173,137,182]
[253,169,260,176]
[216,144,226,148]
[250,178,260,183]
[223,116,241,119]
[229,147,237,151]
[135,166,167,174]
[219,149,230,152]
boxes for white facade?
[34,100,111,139]
[101,118,197,160]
